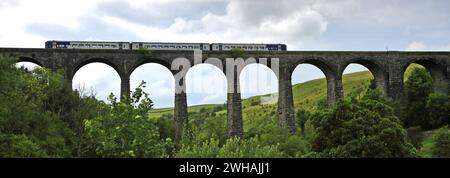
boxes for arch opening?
[291,63,328,110]
[130,63,175,108]
[239,63,278,102]
[17,57,43,67]
[72,62,121,103]
[185,63,227,106]
[72,58,121,80]
[403,60,447,86]
[342,60,388,96]
[342,64,375,97]
[15,61,42,71]
[130,58,172,75]
[238,63,278,136]
[403,61,447,93]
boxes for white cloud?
[406,41,450,51]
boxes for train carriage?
[45,41,286,51]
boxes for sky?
[4,0,450,108]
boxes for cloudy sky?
[4,0,450,108]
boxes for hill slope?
[150,70,374,118]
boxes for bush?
[0,134,47,157]
[176,137,283,158]
[84,82,171,157]
[425,93,450,129]
[310,89,416,157]
[430,126,450,157]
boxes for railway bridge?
[1,48,449,143]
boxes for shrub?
[430,126,450,157]
[310,90,416,157]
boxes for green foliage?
[403,67,433,128]
[430,126,450,157]
[425,93,450,128]
[84,82,172,157]
[403,66,449,130]
[310,89,416,157]
[0,56,94,157]
[176,137,283,158]
[296,109,311,136]
[0,134,47,157]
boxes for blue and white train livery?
[45,41,287,51]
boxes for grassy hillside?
[150,70,375,118]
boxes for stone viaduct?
[1,48,449,143]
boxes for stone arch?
[296,59,336,80]
[71,58,123,80]
[341,58,388,95]
[295,58,342,106]
[291,63,328,108]
[401,58,447,84]
[71,61,122,102]
[228,57,279,81]
[17,56,44,67]
[129,58,173,76]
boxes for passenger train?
[45,41,287,51]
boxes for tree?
[84,82,172,157]
[0,56,81,157]
[403,67,433,128]
[425,93,450,128]
[310,89,416,157]
[296,109,311,136]
[430,126,450,157]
